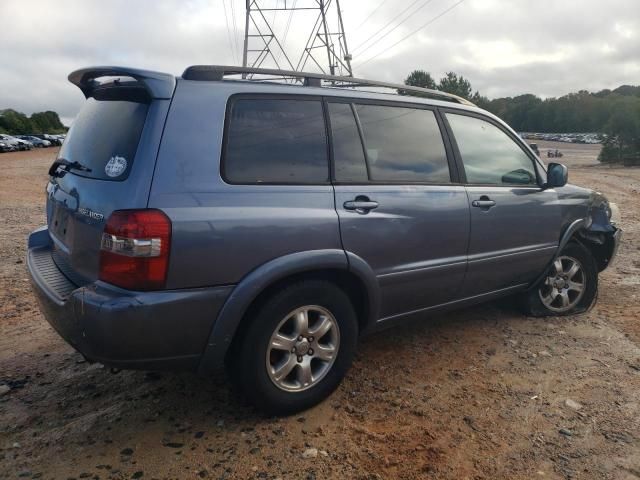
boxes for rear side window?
[328,103,368,182]
[224,98,328,184]
[446,113,537,185]
[59,98,148,180]
[354,104,450,183]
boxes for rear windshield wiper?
[49,158,92,177]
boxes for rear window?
[57,98,148,181]
[223,98,329,184]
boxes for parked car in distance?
[14,137,34,150]
[28,134,60,146]
[0,134,22,151]
[0,141,12,153]
[45,134,63,146]
[17,135,51,148]
[27,65,621,415]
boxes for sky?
[0,0,638,125]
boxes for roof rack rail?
[182,65,476,107]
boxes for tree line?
[0,109,67,135]
[403,70,640,163]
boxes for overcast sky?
[1,0,638,125]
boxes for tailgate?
[47,67,175,283]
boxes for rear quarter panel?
[149,81,341,289]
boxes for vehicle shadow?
[5,295,535,454]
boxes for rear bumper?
[27,227,234,371]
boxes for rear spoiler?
[68,66,176,100]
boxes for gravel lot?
[1,143,639,479]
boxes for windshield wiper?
[49,158,92,177]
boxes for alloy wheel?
[266,305,340,392]
[538,255,586,313]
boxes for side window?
[328,103,368,182]
[446,113,537,185]
[354,104,450,183]
[224,98,328,184]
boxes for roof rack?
[182,65,476,107]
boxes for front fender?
[527,217,587,290]
[197,249,379,375]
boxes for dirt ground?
[1,143,639,480]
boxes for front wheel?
[230,280,358,415]
[523,242,598,316]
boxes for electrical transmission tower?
[241,0,353,77]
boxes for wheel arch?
[529,214,618,292]
[197,249,379,375]
[562,220,619,273]
[528,218,587,290]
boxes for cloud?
[0,0,638,124]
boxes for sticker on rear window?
[105,155,127,177]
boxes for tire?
[230,280,358,415]
[522,241,598,317]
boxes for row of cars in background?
[520,132,602,144]
[0,133,66,153]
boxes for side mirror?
[546,162,568,188]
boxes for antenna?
[241,0,353,78]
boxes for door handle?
[344,196,379,214]
[472,196,496,209]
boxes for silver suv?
[27,66,621,414]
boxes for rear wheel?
[231,280,358,415]
[523,242,598,316]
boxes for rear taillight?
[99,209,171,290]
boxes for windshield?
[57,98,148,181]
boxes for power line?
[229,0,240,61]
[271,0,279,27]
[356,0,436,59]
[274,0,297,68]
[352,0,422,53]
[353,0,390,31]
[357,0,466,68]
[222,0,238,64]
[282,0,297,46]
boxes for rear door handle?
[472,200,496,208]
[344,197,379,214]
[472,196,496,209]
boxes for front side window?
[446,113,537,185]
[224,98,328,184]
[354,104,450,183]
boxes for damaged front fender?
[578,192,622,271]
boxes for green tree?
[0,109,31,134]
[0,109,66,134]
[598,97,640,163]
[401,68,640,161]
[399,69,437,97]
[437,72,473,100]
[403,70,436,90]
[30,111,65,133]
